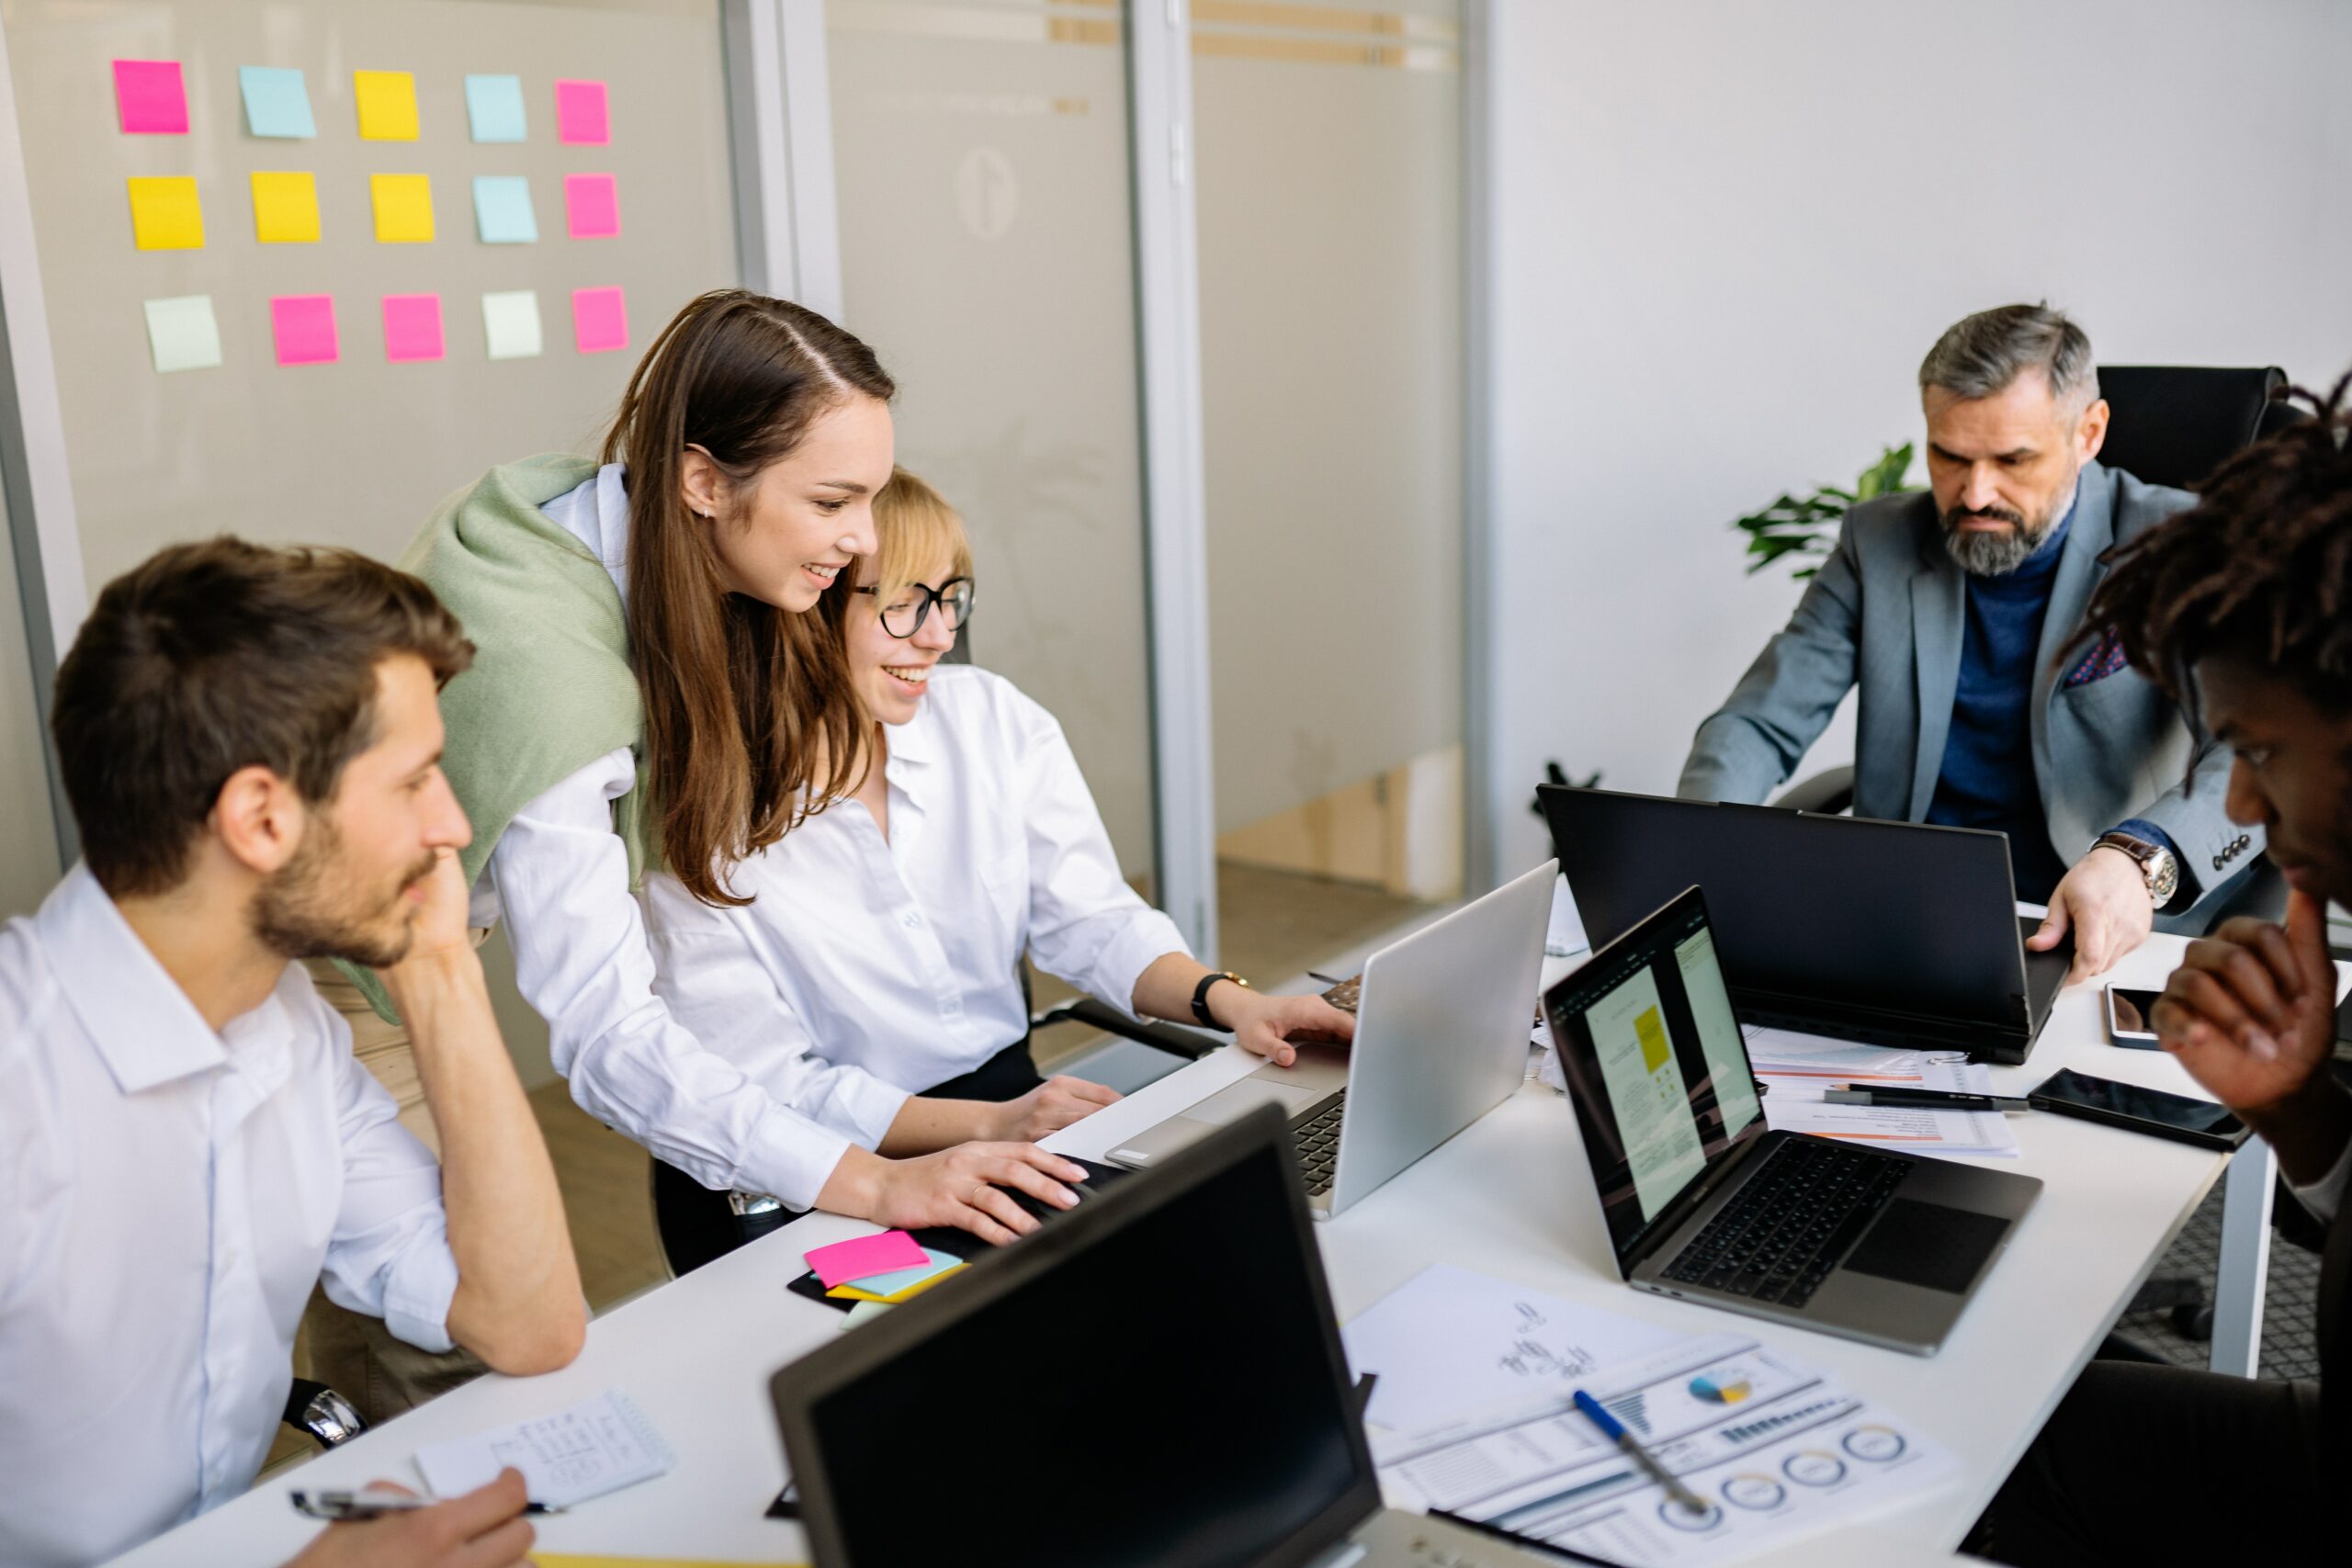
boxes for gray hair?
[1918,303,2098,410]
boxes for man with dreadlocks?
[1984,380,2352,1563]
[1681,305,2259,982]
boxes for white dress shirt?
[463,465,854,1209]
[641,664,1191,1144]
[0,867,459,1568]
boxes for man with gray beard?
[1678,305,2256,980]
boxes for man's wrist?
[2245,1077,2352,1187]
[380,945,488,1020]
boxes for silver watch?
[2095,832,2179,908]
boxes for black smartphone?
[2028,1068,2250,1150]
[2104,986,2164,1048]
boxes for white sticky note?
[143,295,221,373]
[481,289,542,360]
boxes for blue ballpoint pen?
[1572,1389,1709,1517]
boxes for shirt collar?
[879,698,944,816]
[37,863,234,1093]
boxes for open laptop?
[1545,886,2041,1355]
[1540,785,2072,1064]
[771,1106,1551,1568]
[1102,860,1556,1218]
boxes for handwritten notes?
[414,1390,674,1511]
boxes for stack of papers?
[1347,1266,1955,1566]
[415,1390,673,1510]
[1745,1026,2018,1160]
[802,1233,967,1330]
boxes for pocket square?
[2064,626,2130,688]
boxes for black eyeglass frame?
[853,576,976,639]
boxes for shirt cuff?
[821,1070,914,1152]
[378,1223,461,1355]
[740,1105,855,1213]
[2289,1128,2352,1228]
[1089,909,1193,1023]
[2107,818,2197,908]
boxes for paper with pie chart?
[1374,1331,1954,1566]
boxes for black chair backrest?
[2097,365,2297,491]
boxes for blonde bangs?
[871,467,976,601]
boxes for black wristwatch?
[1191,971,1250,1030]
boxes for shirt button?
[902,913,921,929]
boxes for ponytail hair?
[605,288,895,905]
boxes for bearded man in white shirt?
[0,538,585,1567]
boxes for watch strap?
[2095,830,2177,908]
[1191,971,1249,1030]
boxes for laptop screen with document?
[1545,886,1769,1268]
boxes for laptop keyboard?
[1661,1139,1909,1309]
[1293,1095,1347,1197]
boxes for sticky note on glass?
[382,294,446,363]
[571,286,628,355]
[238,66,315,138]
[113,60,187,134]
[481,290,542,359]
[250,172,320,243]
[126,176,203,250]
[804,1229,926,1289]
[354,70,419,141]
[370,174,434,243]
[554,78,608,144]
[143,296,220,374]
[270,294,338,367]
[472,175,537,243]
[564,173,619,239]
[465,73,527,142]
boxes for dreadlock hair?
[2079,373,2352,719]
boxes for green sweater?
[341,454,652,1021]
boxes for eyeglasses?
[854,577,975,639]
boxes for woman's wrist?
[817,1144,888,1219]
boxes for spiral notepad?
[415,1389,675,1509]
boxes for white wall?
[1486,0,2352,875]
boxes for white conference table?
[118,931,2325,1567]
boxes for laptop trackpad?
[1178,1077,1328,1128]
[1840,1199,2008,1294]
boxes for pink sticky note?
[113,60,188,134]
[270,294,339,367]
[382,293,446,363]
[571,286,628,354]
[554,78,608,144]
[805,1230,929,1290]
[564,173,620,239]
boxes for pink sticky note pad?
[382,294,446,363]
[270,294,339,367]
[805,1230,929,1290]
[113,60,188,134]
[554,78,608,144]
[571,286,628,354]
[564,173,620,239]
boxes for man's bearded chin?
[251,818,435,970]
[1941,500,2058,577]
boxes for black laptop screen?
[1545,887,1769,1267]
[798,1138,1368,1567]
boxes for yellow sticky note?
[370,174,434,243]
[250,171,319,243]
[126,175,203,251]
[825,1264,967,1305]
[354,69,419,141]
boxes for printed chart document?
[1342,1265,1686,1437]
[415,1389,674,1509]
[1374,1332,1955,1566]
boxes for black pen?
[290,1489,563,1522]
[1823,1086,2031,1114]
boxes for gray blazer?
[1678,460,2258,909]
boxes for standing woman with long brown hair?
[377,290,1091,1270]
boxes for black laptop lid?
[771,1106,1378,1568]
[1540,786,2030,1032]
[1544,886,1770,1271]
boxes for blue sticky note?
[471,175,537,244]
[828,1247,962,1301]
[239,66,316,139]
[464,73,527,143]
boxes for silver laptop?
[1546,886,2041,1356]
[1102,860,1556,1218]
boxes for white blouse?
[464,466,854,1210]
[640,664,1191,1145]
